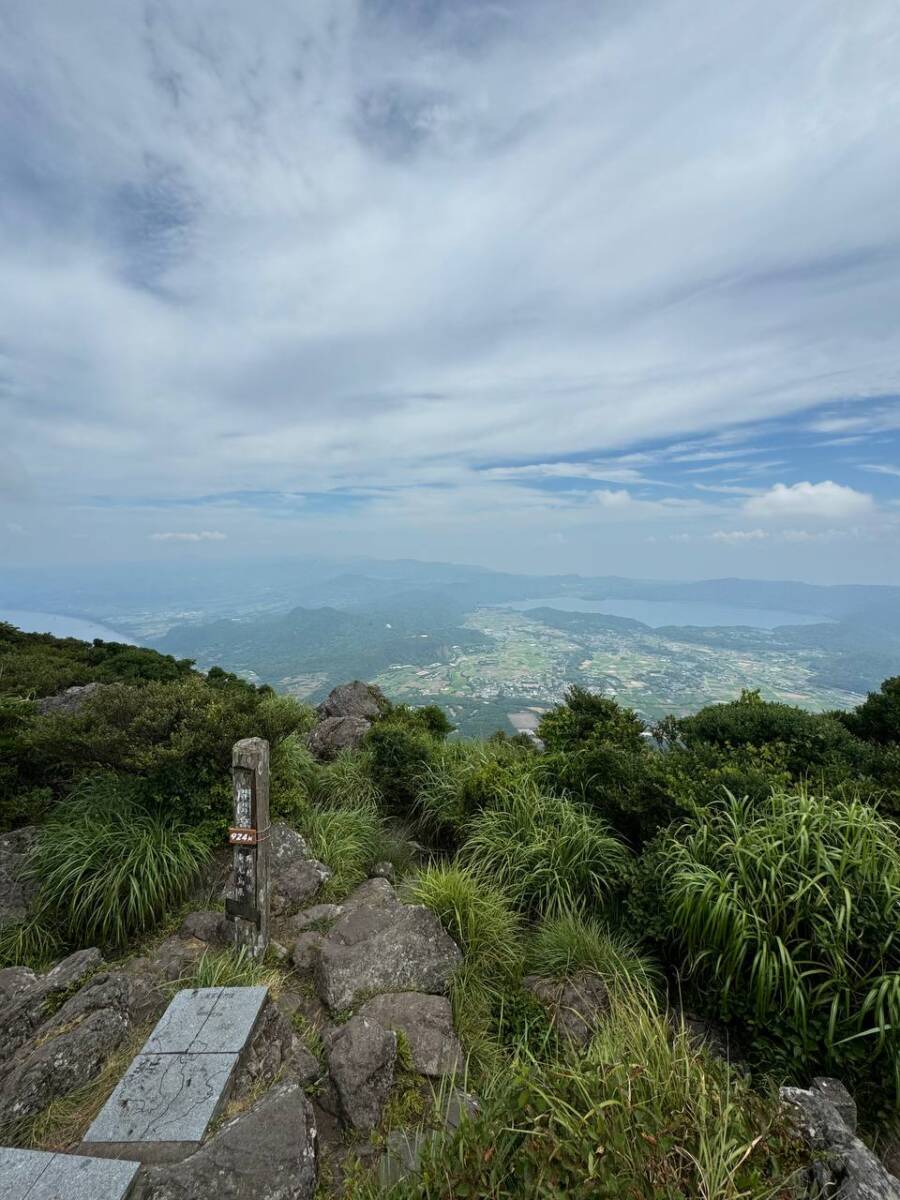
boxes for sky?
[2,0,900,585]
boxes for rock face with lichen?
[306,681,389,761]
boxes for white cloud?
[150,530,227,542]
[861,463,900,479]
[743,481,874,521]
[711,528,769,542]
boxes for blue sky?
[1,0,899,583]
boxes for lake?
[0,610,136,644]
[496,596,828,630]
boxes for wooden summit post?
[226,737,270,958]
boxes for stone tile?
[187,986,267,1054]
[29,1153,139,1199]
[84,1051,238,1146]
[142,987,222,1054]
[0,1146,51,1200]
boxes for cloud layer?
[1,0,899,581]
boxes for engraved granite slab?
[186,985,267,1053]
[142,987,222,1054]
[0,1147,138,1200]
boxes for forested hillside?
[1,620,898,1197]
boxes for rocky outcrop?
[358,993,461,1077]
[269,824,332,916]
[0,825,38,928]
[317,682,389,723]
[314,882,462,1012]
[326,1015,397,1132]
[0,947,104,1065]
[132,1081,317,1200]
[36,682,105,716]
[781,1078,900,1199]
[306,682,388,761]
[523,971,610,1047]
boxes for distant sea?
[498,597,829,630]
[0,610,136,644]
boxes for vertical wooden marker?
[226,737,270,958]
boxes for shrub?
[30,774,210,948]
[460,778,630,916]
[662,787,900,1098]
[269,732,321,821]
[537,686,646,753]
[405,864,523,978]
[414,740,531,841]
[528,909,660,992]
[299,800,382,898]
[846,676,900,745]
[365,722,438,812]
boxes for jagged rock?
[781,1083,900,1199]
[0,947,103,1067]
[232,997,294,1099]
[358,993,461,1077]
[371,861,396,883]
[317,681,388,722]
[288,1042,322,1087]
[523,971,610,1046]
[0,825,37,927]
[287,903,344,935]
[292,931,325,974]
[812,1076,857,1132]
[317,900,461,1012]
[326,1014,397,1132]
[307,716,370,761]
[36,682,106,716]
[146,935,208,982]
[268,824,331,916]
[342,877,401,912]
[131,1081,317,1200]
[178,911,230,945]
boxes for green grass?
[664,786,900,1096]
[528,909,661,993]
[0,911,62,970]
[460,778,631,915]
[29,774,210,950]
[300,799,383,899]
[316,749,383,809]
[178,946,282,992]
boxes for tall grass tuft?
[315,749,382,809]
[460,777,631,915]
[664,787,900,1093]
[30,774,210,949]
[0,912,62,970]
[405,863,523,978]
[300,799,382,899]
[179,947,281,992]
[529,908,661,993]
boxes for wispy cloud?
[150,530,227,543]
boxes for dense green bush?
[461,778,631,915]
[365,721,439,810]
[662,788,900,1099]
[29,774,210,949]
[537,685,646,753]
[845,676,900,745]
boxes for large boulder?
[307,716,370,762]
[523,971,610,1047]
[0,826,38,928]
[132,1081,317,1200]
[326,1014,396,1132]
[0,948,104,1068]
[36,682,105,716]
[316,890,461,1012]
[269,824,331,916]
[782,1080,900,1199]
[317,682,388,722]
[232,996,295,1099]
[358,993,461,1077]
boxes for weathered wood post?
[226,737,270,958]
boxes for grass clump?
[528,908,660,993]
[29,774,209,950]
[663,787,900,1099]
[178,947,282,992]
[316,749,382,809]
[300,799,382,899]
[0,912,62,970]
[460,778,631,916]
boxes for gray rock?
[444,1088,480,1131]
[292,931,324,974]
[523,971,610,1046]
[307,716,371,761]
[317,902,461,1012]
[0,825,37,927]
[0,947,104,1068]
[233,996,294,1098]
[0,964,38,1003]
[371,861,396,883]
[268,824,331,916]
[130,1081,317,1200]
[781,1085,900,1199]
[341,877,401,912]
[288,1041,322,1087]
[177,911,230,945]
[358,993,461,1077]
[317,681,388,722]
[326,1014,396,1132]
[146,935,208,983]
[813,1076,858,1133]
[286,903,344,934]
[36,682,105,717]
